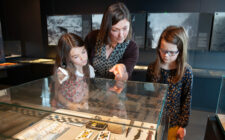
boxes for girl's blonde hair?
[153,26,188,83]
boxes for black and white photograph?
[92,14,103,30]
[210,12,225,51]
[146,13,199,49]
[47,15,82,46]
[0,21,5,63]
[131,13,146,49]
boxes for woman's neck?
[109,42,117,48]
[106,44,116,59]
[161,62,177,70]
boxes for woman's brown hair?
[153,26,188,83]
[96,2,132,51]
[55,33,90,79]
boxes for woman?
[85,2,139,81]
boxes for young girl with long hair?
[146,26,193,140]
[52,33,95,110]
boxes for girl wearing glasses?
[146,26,193,140]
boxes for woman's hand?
[177,127,186,140]
[109,64,128,81]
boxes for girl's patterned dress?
[146,64,193,128]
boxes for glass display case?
[216,75,225,135]
[0,77,168,140]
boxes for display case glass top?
[216,75,225,135]
[0,77,167,139]
[217,75,225,114]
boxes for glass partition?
[0,77,167,140]
[216,75,225,134]
[216,75,225,114]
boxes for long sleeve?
[179,66,193,128]
[118,40,139,78]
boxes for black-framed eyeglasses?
[159,49,179,56]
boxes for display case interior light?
[146,13,199,50]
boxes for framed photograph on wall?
[47,15,90,46]
[210,12,225,51]
[146,13,200,50]
[0,21,5,63]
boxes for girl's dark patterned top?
[146,63,193,128]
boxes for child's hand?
[176,127,186,140]
[109,64,128,81]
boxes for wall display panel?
[146,13,199,50]
[0,22,5,63]
[92,14,103,30]
[47,15,91,46]
[210,12,225,51]
[196,13,213,50]
[131,13,146,49]
[92,13,146,49]
[82,15,92,40]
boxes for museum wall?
[0,0,44,58]
[41,0,225,70]
[1,0,225,70]
[1,0,225,112]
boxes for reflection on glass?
[0,77,168,140]
[52,77,89,111]
[0,77,167,130]
[216,75,225,114]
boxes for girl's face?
[159,39,179,64]
[70,46,88,68]
[110,19,130,44]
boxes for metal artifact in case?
[0,77,168,140]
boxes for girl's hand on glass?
[109,64,128,81]
[176,127,186,140]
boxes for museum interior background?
[0,0,225,113]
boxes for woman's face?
[70,46,88,68]
[110,19,130,44]
[159,39,179,64]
